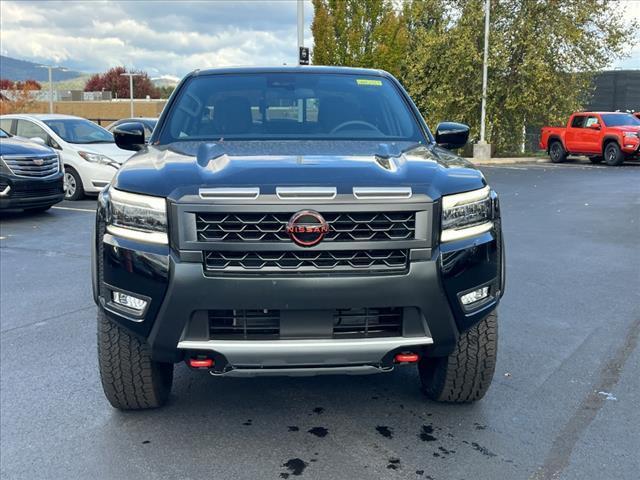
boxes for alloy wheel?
[64,172,76,199]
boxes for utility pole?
[297,0,304,57]
[474,0,492,160]
[38,64,67,113]
[120,72,142,117]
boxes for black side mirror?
[113,122,146,152]
[435,122,470,150]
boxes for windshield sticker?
[356,79,382,86]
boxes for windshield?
[158,73,424,144]
[0,128,9,138]
[600,113,640,127]
[44,119,114,144]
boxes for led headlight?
[78,151,118,167]
[441,186,493,242]
[106,188,168,244]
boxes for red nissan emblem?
[286,210,329,247]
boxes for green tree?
[404,0,637,154]
[311,0,409,77]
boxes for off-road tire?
[604,141,624,166]
[419,311,498,403]
[549,140,567,163]
[97,310,173,410]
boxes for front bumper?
[0,172,64,210]
[94,222,504,373]
[74,161,119,194]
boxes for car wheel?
[604,142,624,166]
[419,311,497,403]
[589,156,603,164]
[549,141,567,163]
[64,167,84,201]
[97,309,174,410]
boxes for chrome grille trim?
[353,187,412,199]
[1,154,59,178]
[276,186,337,200]
[199,187,260,199]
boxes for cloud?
[0,0,315,77]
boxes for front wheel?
[419,311,498,403]
[549,141,567,163]
[97,310,173,410]
[604,142,624,166]
[64,167,84,201]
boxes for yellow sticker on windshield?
[356,79,382,86]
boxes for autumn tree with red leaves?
[85,67,159,98]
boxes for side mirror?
[29,137,46,145]
[435,122,470,150]
[113,122,146,152]
[588,123,601,130]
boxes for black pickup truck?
[93,67,504,410]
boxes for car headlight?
[78,151,118,166]
[441,186,493,242]
[106,188,168,244]
[623,131,639,138]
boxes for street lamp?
[120,72,143,117]
[473,0,491,161]
[38,64,68,114]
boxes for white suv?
[0,114,133,200]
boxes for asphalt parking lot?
[1,161,639,480]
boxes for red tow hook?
[394,352,420,363]
[189,358,214,368]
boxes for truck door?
[565,115,586,152]
[582,116,602,154]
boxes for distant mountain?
[151,75,181,88]
[0,55,84,82]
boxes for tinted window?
[600,113,640,127]
[159,73,423,143]
[16,120,48,142]
[44,119,114,144]
[571,116,586,128]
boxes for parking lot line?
[52,206,95,213]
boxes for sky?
[0,0,638,79]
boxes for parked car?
[0,114,133,200]
[93,66,504,410]
[0,128,64,212]
[540,111,640,166]
[106,118,157,139]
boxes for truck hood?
[609,126,640,134]
[0,137,56,156]
[72,142,133,164]
[112,140,486,201]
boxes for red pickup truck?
[540,112,640,165]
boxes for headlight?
[441,186,493,242]
[106,188,168,244]
[78,151,117,166]
[623,131,639,138]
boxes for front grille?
[333,307,402,338]
[206,308,402,339]
[2,154,59,178]
[209,309,280,339]
[203,249,409,274]
[196,211,415,243]
[9,182,63,199]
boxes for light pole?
[38,65,68,114]
[474,0,492,160]
[120,72,142,117]
[297,0,304,56]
